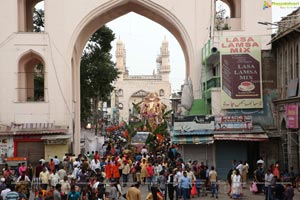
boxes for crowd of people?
[249,159,298,200]
[0,134,223,200]
[0,133,299,200]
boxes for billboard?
[220,36,263,109]
[214,115,252,130]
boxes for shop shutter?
[215,141,247,180]
[181,144,213,166]
[17,142,44,166]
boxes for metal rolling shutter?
[182,144,213,166]
[17,142,44,166]
[215,141,247,180]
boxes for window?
[215,0,241,30]
[159,89,164,96]
[18,50,45,102]
[290,47,293,79]
[117,89,123,97]
[296,45,299,78]
[18,0,44,32]
[285,50,288,85]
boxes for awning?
[40,135,71,140]
[0,129,68,136]
[172,129,213,136]
[214,133,268,142]
[171,136,214,144]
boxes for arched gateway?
[1,0,272,157]
[67,0,205,154]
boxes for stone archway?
[68,0,193,154]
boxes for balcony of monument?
[215,17,242,31]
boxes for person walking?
[264,168,275,200]
[146,185,163,200]
[158,171,166,200]
[179,171,192,200]
[209,166,218,198]
[122,160,130,187]
[54,184,62,200]
[126,182,141,200]
[231,170,241,199]
[167,169,175,200]
[146,163,155,192]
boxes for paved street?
[120,181,300,200]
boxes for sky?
[36,0,300,92]
[106,14,185,92]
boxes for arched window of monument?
[18,0,44,32]
[159,89,165,97]
[215,0,241,30]
[296,45,299,78]
[118,89,123,97]
[18,50,45,102]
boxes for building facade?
[0,0,271,156]
[272,8,300,172]
[113,37,171,122]
[181,0,274,178]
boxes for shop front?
[213,125,268,179]
[171,115,215,165]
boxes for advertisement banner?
[286,104,299,129]
[214,116,253,130]
[220,36,263,109]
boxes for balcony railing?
[203,76,220,91]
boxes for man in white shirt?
[60,176,71,196]
[174,168,183,199]
[90,158,101,172]
[39,157,46,165]
[236,161,243,175]
[141,146,148,155]
[57,168,67,180]
[49,170,60,188]
[73,158,80,168]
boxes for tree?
[80,26,120,125]
[215,4,230,31]
[33,8,44,32]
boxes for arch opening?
[18,50,45,102]
[69,1,192,154]
[18,0,44,32]
[216,0,242,30]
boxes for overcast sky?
[106,13,185,92]
[36,1,299,92]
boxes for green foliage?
[215,4,230,31]
[33,8,44,32]
[34,63,44,101]
[80,26,120,124]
